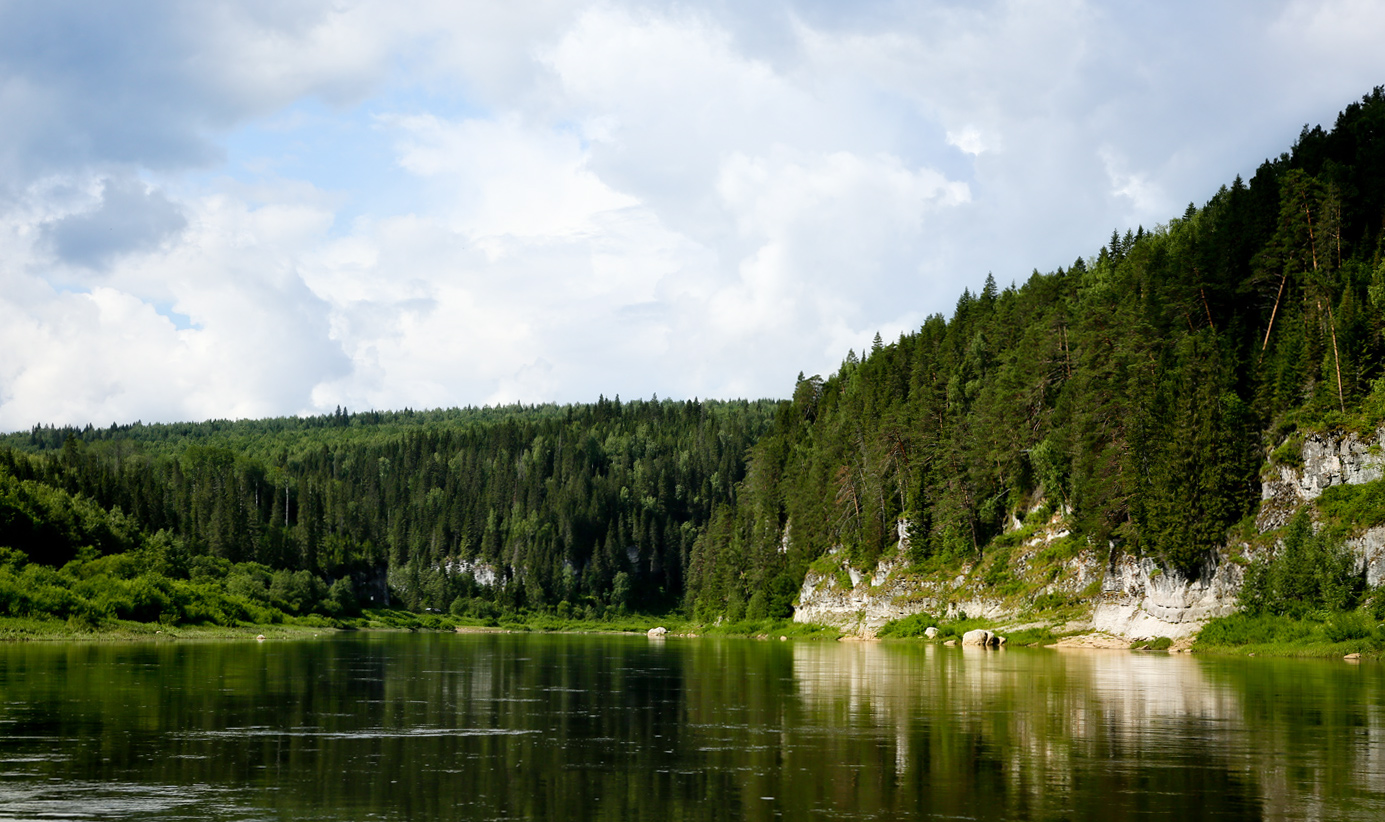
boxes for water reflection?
[0,636,1382,820]
[790,642,1385,820]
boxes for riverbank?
[0,610,844,642]
[0,615,336,641]
[14,602,1383,660]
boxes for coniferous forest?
[4,89,1385,629]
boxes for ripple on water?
[0,781,261,822]
[177,726,540,740]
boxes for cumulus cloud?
[4,0,1385,431]
[42,177,187,269]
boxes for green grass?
[1003,626,1061,646]
[0,615,332,642]
[698,618,840,639]
[0,595,840,644]
[876,612,1058,646]
[1194,610,1385,658]
[1131,636,1173,650]
[1316,479,1385,541]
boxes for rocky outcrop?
[793,514,1092,636]
[1091,555,1241,639]
[1260,426,1385,584]
[794,426,1385,639]
[1348,526,1385,586]
[441,557,502,587]
[1257,427,1385,531]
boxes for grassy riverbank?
[0,608,842,642]
[0,615,335,642]
[1192,611,1385,659]
[876,612,1063,647]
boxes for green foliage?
[1270,431,1305,468]
[876,613,939,638]
[698,618,839,639]
[1323,610,1375,642]
[1238,514,1364,616]
[877,612,1059,645]
[1197,612,1317,647]
[1315,479,1385,539]
[1195,608,1385,657]
[1002,626,1060,646]
[0,397,773,623]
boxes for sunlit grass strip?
[1194,611,1385,658]
[876,612,1061,646]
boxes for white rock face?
[1347,525,1385,586]
[1258,427,1385,531]
[794,428,1385,639]
[793,553,1014,636]
[441,557,501,587]
[794,513,1094,636]
[1091,555,1242,639]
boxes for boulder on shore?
[961,629,993,646]
[647,626,668,638]
[924,626,939,639]
[961,629,1007,648]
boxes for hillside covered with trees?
[684,88,1385,621]
[0,399,775,625]
[4,89,1385,631]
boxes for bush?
[1239,513,1363,616]
[878,613,939,638]
[1197,612,1314,646]
[745,590,769,620]
[325,577,361,618]
[1324,611,1375,642]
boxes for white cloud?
[390,113,639,252]
[946,127,992,157]
[6,0,1385,430]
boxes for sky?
[3,0,1385,432]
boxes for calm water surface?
[0,633,1382,821]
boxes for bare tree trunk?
[1260,272,1288,362]
[1322,297,1347,413]
[1200,287,1216,331]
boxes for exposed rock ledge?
[794,541,1242,640]
[1257,426,1384,531]
[1089,555,1241,639]
[795,426,1384,639]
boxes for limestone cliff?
[794,425,1385,638]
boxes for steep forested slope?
[684,89,1385,621]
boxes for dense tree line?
[1,398,775,617]
[684,88,1385,619]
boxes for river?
[0,633,1381,820]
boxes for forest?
[3,88,1385,629]
[0,399,776,625]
